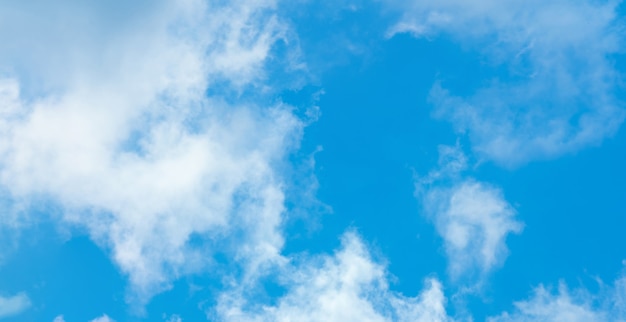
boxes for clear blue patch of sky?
[0,223,126,322]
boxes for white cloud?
[214,232,452,322]
[213,227,625,322]
[53,315,66,322]
[431,181,523,281]
[489,272,626,322]
[390,0,625,166]
[0,0,303,308]
[417,145,522,283]
[90,314,116,322]
[489,284,603,322]
[0,292,30,318]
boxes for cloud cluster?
[214,232,452,322]
[0,1,623,320]
[390,0,625,166]
[416,145,523,283]
[0,0,302,307]
[212,229,625,322]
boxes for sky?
[0,0,625,321]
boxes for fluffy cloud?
[53,316,66,322]
[0,292,30,318]
[214,235,626,322]
[489,271,626,322]
[390,0,625,166]
[417,145,523,283]
[214,232,452,322]
[0,0,302,307]
[428,181,522,281]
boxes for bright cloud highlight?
[214,232,452,322]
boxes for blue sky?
[0,1,625,321]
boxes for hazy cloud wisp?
[416,145,523,284]
[0,292,31,319]
[391,0,625,166]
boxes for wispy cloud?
[416,145,523,284]
[489,269,626,322]
[390,0,625,166]
[0,0,303,309]
[0,292,31,319]
[214,232,452,322]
